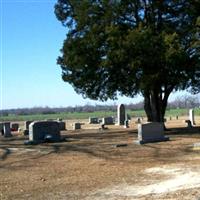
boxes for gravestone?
[73,122,81,130]
[189,109,195,126]
[29,121,60,143]
[102,117,114,125]
[136,122,169,144]
[126,114,131,121]
[117,104,126,125]
[24,121,33,130]
[89,117,99,124]
[185,120,192,128]
[3,122,12,137]
[135,118,142,124]
[0,123,4,135]
[124,120,129,128]
[57,121,65,130]
[11,123,19,131]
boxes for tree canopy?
[55,0,200,122]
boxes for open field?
[1,108,200,122]
[1,116,200,199]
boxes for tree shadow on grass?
[165,126,200,136]
[0,128,199,168]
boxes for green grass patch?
[0,108,199,122]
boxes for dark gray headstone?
[124,120,129,128]
[57,121,65,130]
[73,122,81,130]
[137,122,169,144]
[29,121,60,143]
[11,123,19,131]
[117,104,126,125]
[24,121,33,130]
[185,120,193,128]
[135,118,141,124]
[0,123,4,135]
[4,122,12,137]
[89,117,99,124]
[102,117,114,125]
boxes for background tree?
[55,0,200,122]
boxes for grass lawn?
[0,108,200,122]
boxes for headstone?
[24,121,33,130]
[117,104,126,125]
[98,119,102,124]
[185,120,193,128]
[126,114,131,121]
[11,123,19,131]
[23,130,29,135]
[29,121,60,143]
[0,123,4,135]
[18,128,22,132]
[189,109,195,126]
[135,118,141,124]
[89,117,99,124]
[3,122,12,137]
[73,122,81,130]
[124,120,129,128]
[136,122,169,144]
[99,124,105,130]
[57,121,65,130]
[102,117,114,125]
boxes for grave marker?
[3,122,12,137]
[189,109,195,126]
[136,122,169,144]
[102,117,114,125]
[117,104,126,125]
[89,117,99,124]
[11,123,19,131]
[29,121,60,143]
[73,122,81,130]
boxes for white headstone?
[137,122,169,144]
[189,109,195,126]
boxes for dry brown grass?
[0,117,200,200]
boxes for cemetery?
[1,109,200,200]
[2,0,200,199]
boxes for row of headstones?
[88,104,127,125]
[0,120,167,145]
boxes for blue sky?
[0,0,196,109]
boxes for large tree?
[55,0,200,122]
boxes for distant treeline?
[1,95,199,116]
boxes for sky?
[0,0,197,110]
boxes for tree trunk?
[143,88,171,123]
